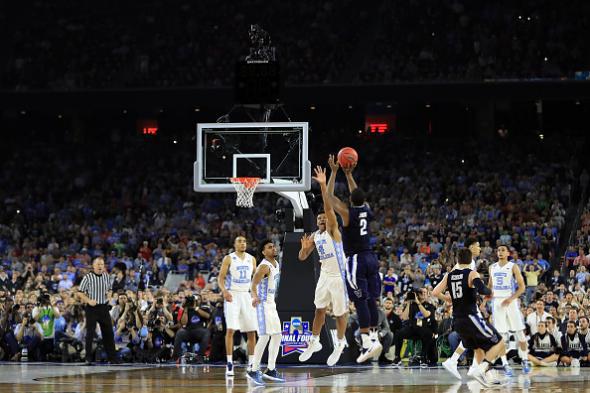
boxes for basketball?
[337,147,358,168]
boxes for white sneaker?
[442,358,462,380]
[356,341,383,363]
[485,369,509,385]
[299,338,322,362]
[572,358,581,368]
[226,362,235,377]
[327,340,346,366]
[470,365,492,388]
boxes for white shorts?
[256,302,282,336]
[492,298,525,333]
[224,291,258,332]
[314,274,348,317]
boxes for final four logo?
[280,316,312,356]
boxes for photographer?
[114,300,142,361]
[141,314,175,362]
[14,312,43,361]
[32,293,61,360]
[208,299,226,362]
[172,294,211,360]
[392,288,437,366]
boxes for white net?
[230,177,261,208]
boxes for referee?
[78,257,119,364]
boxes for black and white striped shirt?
[79,272,113,304]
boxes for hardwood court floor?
[0,363,589,393]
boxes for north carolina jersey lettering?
[226,252,255,292]
[342,203,372,255]
[256,259,280,304]
[490,261,515,298]
[314,230,347,278]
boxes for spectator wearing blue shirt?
[382,268,397,296]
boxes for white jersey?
[313,230,347,278]
[225,252,255,292]
[256,259,280,305]
[490,261,516,299]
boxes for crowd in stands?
[1,0,364,90]
[357,0,590,83]
[2,0,590,90]
[1,132,588,366]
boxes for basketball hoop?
[230,177,261,208]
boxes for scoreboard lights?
[364,114,396,135]
[138,119,158,136]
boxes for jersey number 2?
[451,282,463,299]
[359,218,368,236]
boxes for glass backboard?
[194,122,310,192]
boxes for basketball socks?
[252,335,270,372]
[227,355,233,364]
[361,333,372,349]
[268,335,281,370]
[311,334,319,342]
[500,355,509,366]
[450,342,464,362]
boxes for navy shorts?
[345,251,381,301]
[453,314,501,351]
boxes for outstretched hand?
[312,166,327,185]
[328,154,340,172]
[300,233,314,250]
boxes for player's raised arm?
[313,165,341,242]
[327,154,339,197]
[432,273,449,301]
[218,255,233,302]
[298,233,315,261]
[251,264,270,307]
[342,162,358,193]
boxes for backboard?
[194,122,310,193]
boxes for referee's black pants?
[85,304,117,362]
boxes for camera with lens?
[184,295,196,308]
[39,293,51,306]
[405,290,417,302]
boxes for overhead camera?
[246,24,276,63]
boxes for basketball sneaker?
[467,364,479,378]
[503,364,514,377]
[356,340,383,363]
[470,365,492,388]
[226,362,234,377]
[262,369,286,382]
[246,370,265,385]
[327,340,346,367]
[298,338,322,362]
[442,358,462,380]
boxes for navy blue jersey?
[342,204,372,255]
[447,268,478,318]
